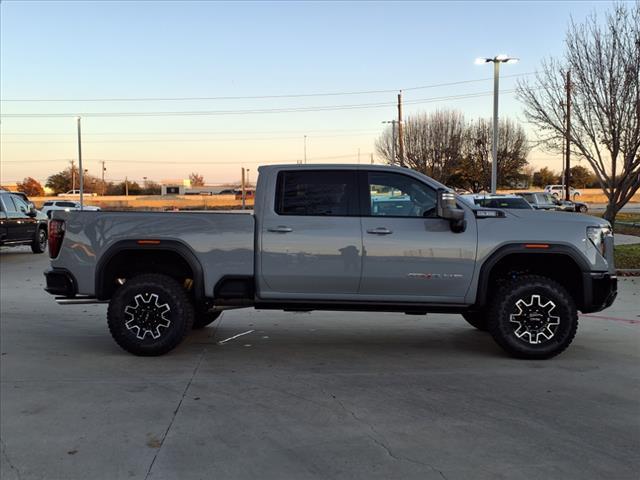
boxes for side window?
[367,172,437,217]
[275,170,358,216]
[535,194,550,205]
[43,202,53,206]
[12,196,29,213]
[60,202,76,208]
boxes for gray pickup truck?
[44,164,617,359]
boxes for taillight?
[48,219,65,258]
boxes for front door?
[259,169,362,299]
[359,171,476,303]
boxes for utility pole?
[358,148,360,164]
[77,117,83,210]
[397,91,404,167]
[70,160,76,191]
[564,70,571,201]
[370,153,374,165]
[125,176,129,196]
[101,161,106,196]
[241,167,246,210]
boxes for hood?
[503,209,610,228]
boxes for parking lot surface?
[1,248,639,480]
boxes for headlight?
[587,226,612,257]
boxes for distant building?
[160,179,191,196]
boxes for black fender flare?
[95,239,205,302]
[474,243,591,308]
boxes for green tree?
[569,165,596,188]
[532,167,559,187]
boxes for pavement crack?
[331,395,447,479]
[1,439,22,480]
[143,346,207,480]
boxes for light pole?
[382,120,398,164]
[76,116,84,210]
[303,135,307,164]
[475,54,519,193]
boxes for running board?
[55,296,108,305]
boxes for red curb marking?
[580,314,640,325]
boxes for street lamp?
[475,54,519,193]
[382,120,398,164]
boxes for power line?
[0,73,535,102]
[0,132,379,144]
[0,153,374,165]
[0,89,521,118]
[0,128,380,136]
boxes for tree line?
[8,170,212,197]
[376,111,531,192]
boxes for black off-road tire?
[107,274,194,356]
[193,308,223,329]
[31,227,47,254]
[578,205,588,213]
[488,275,578,359]
[462,311,489,331]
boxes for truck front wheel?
[488,275,578,359]
[107,274,194,356]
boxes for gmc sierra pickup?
[44,164,617,359]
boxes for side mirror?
[437,189,466,233]
[27,206,38,217]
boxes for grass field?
[615,244,640,270]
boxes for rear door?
[0,198,8,243]
[9,196,37,240]
[359,171,476,302]
[259,169,362,298]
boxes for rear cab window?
[275,170,358,216]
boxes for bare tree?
[189,172,205,187]
[517,3,640,224]
[457,118,530,192]
[376,109,465,184]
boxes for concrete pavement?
[1,248,639,480]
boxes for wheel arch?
[95,240,205,302]
[475,243,590,311]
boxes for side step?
[55,296,108,305]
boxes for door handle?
[366,227,393,235]
[268,226,293,233]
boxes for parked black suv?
[0,192,48,253]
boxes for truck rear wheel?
[488,275,577,359]
[462,312,489,331]
[107,274,194,356]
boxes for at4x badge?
[407,273,464,280]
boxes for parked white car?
[544,185,581,200]
[57,190,98,197]
[41,200,101,218]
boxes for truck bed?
[50,210,255,298]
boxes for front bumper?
[44,268,77,297]
[581,272,617,313]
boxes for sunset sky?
[0,1,611,186]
